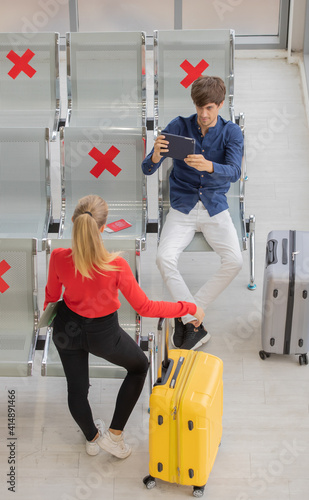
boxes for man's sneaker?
[180,323,211,350]
[97,430,132,459]
[172,317,185,348]
[86,418,105,456]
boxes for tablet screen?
[160,133,195,161]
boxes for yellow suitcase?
[143,323,223,497]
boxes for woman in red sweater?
[44,195,204,459]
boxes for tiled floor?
[1,54,309,500]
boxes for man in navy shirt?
[142,76,243,350]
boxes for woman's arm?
[117,258,198,319]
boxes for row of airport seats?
[0,127,146,377]
[0,31,146,138]
[0,28,255,378]
[0,31,147,378]
[0,237,140,378]
[0,28,255,273]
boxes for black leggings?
[52,301,149,442]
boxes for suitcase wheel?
[299,354,308,366]
[259,350,270,360]
[143,474,156,489]
[193,485,205,497]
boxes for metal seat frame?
[65,31,146,129]
[0,32,60,141]
[0,127,51,251]
[154,29,255,289]
[41,237,143,378]
[0,238,39,376]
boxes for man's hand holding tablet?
[152,133,214,173]
[152,133,195,162]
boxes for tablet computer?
[37,301,60,328]
[160,132,195,161]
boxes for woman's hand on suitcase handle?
[193,306,205,327]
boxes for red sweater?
[44,248,197,319]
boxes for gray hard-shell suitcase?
[260,230,309,365]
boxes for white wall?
[0,0,285,38]
[182,0,281,35]
[0,0,70,34]
[289,0,307,52]
[78,0,174,32]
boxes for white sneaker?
[97,430,132,459]
[86,419,105,456]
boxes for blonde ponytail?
[71,195,120,278]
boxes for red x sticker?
[6,49,36,80]
[89,146,121,178]
[180,59,209,88]
[0,260,11,293]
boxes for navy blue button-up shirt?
[142,114,243,216]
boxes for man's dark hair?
[191,76,226,107]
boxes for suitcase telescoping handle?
[157,317,170,370]
[157,318,184,388]
[155,318,174,386]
